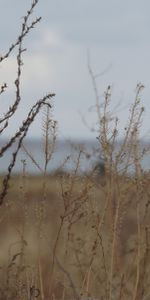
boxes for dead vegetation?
[0,1,150,300]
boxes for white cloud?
[40,28,62,48]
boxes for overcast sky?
[0,0,150,140]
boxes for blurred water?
[0,138,150,175]
[0,139,98,174]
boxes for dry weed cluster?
[0,1,150,300]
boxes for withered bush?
[0,0,55,204]
[0,2,150,300]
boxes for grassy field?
[0,172,150,300]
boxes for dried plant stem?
[132,200,141,300]
[38,259,45,300]
[22,143,43,173]
[0,0,41,64]
[55,256,79,300]
[109,192,121,300]
[0,94,55,204]
[48,216,65,299]
[132,135,142,300]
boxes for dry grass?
[0,173,150,299]
[1,1,150,299]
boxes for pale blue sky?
[0,0,150,140]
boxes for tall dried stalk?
[0,0,55,205]
[88,57,148,299]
